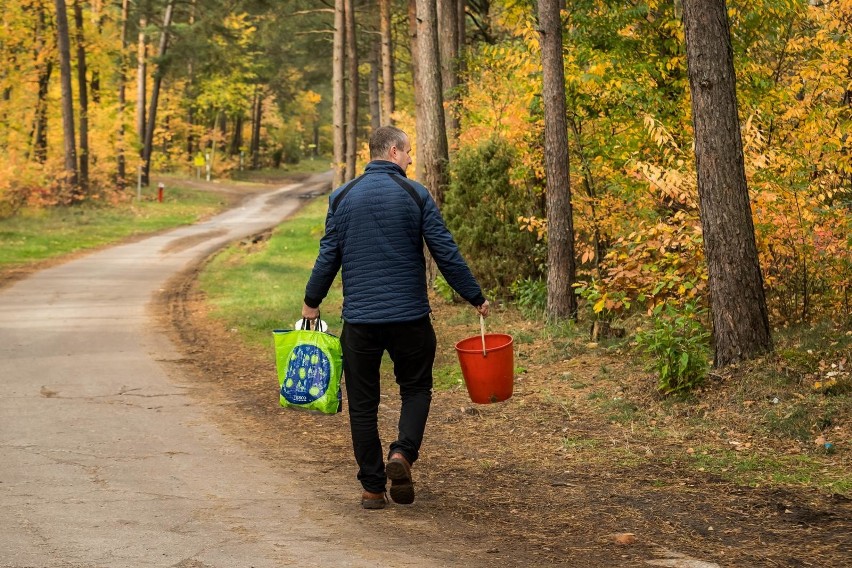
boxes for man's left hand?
[302,303,320,320]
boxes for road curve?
[0,173,458,568]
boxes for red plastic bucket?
[454,333,514,404]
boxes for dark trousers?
[340,316,436,493]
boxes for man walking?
[302,126,489,509]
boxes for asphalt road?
[0,173,456,568]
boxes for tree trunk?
[682,0,772,367]
[54,0,79,189]
[184,0,197,160]
[437,0,459,146]
[141,0,174,186]
[136,13,146,153]
[369,39,382,131]
[230,115,243,155]
[32,61,53,164]
[31,3,52,164]
[250,87,262,169]
[314,123,320,157]
[456,0,467,114]
[1,52,13,151]
[344,0,358,182]
[457,0,466,52]
[73,0,90,193]
[379,0,394,125]
[332,0,346,186]
[117,0,128,186]
[414,0,449,206]
[208,110,220,174]
[186,106,195,158]
[408,0,425,183]
[538,0,578,321]
[89,1,103,104]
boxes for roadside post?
[157,182,165,203]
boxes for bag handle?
[297,311,323,331]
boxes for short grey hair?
[369,126,407,160]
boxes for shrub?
[433,275,457,303]
[510,277,547,317]
[444,137,542,292]
[635,301,711,395]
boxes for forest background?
[0,1,850,403]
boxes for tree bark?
[682,0,772,367]
[313,123,320,157]
[89,1,103,104]
[229,115,243,156]
[457,0,465,52]
[141,0,174,186]
[332,0,346,186]
[379,0,394,125]
[54,0,79,189]
[344,0,358,182]
[136,13,147,153]
[437,0,459,146]
[537,0,578,320]
[184,0,197,160]
[368,40,382,131]
[117,0,129,186]
[408,0,425,183]
[32,62,53,164]
[31,3,52,164]
[250,87,262,169]
[414,0,449,206]
[73,0,90,193]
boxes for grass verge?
[197,197,342,350]
[0,183,231,270]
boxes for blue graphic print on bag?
[281,344,331,403]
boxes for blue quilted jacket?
[304,161,485,324]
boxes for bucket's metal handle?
[480,314,487,357]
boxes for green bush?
[635,301,711,395]
[510,276,547,317]
[433,275,457,303]
[444,137,542,292]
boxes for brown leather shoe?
[361,490,387,510]
[386,453,414,505]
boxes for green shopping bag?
[273,319,343,414]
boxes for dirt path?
[0,173,485,568]
[168,274,851,567]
